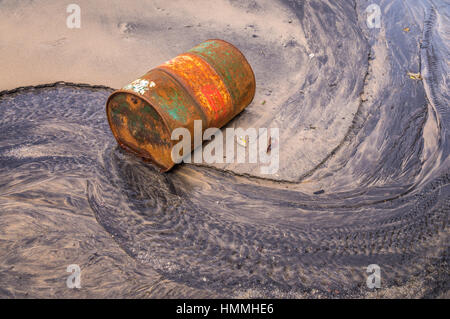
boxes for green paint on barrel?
[149,88,189,124]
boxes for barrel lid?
[106,90,175,171]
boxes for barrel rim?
[105,89,175,172]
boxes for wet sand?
[0,0,449,298]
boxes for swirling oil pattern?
[0,0,449,298]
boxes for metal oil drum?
[106,39,255,171]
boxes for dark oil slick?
[0,0,449,298]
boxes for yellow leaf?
[407,72,422,80]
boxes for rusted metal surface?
[106,39,255,171]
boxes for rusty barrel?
[106,39,255,171]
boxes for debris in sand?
[403,27,410,32]
[267,137,278,153]
[407,72,422,80]
[237,136,248,147]
[313,190,325,195]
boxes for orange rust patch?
[159,53,232,127]
[126,94,143,111]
